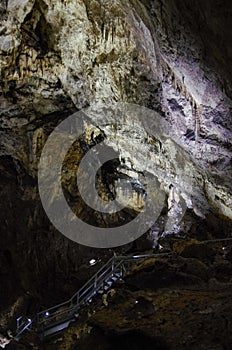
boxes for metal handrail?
[12,251,196,339]
[14,252,174,339]
[36,256,116,323]
[14,237,232,340]
[15,255,128,339]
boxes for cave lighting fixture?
[89,259,97,266]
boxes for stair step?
[106,281,113,286]
[14,257,130,340]
[41,320,73,338]
[97,289,105,294]
[99,285,110,293]
[110,276,119,282]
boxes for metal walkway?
[14,253,170,341]
[14,236,232,341]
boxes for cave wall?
[0,0,232,316]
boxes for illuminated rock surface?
[0,0,232,349]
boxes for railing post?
[120,261,126,277]
[15,255,133,340]
[94,275,97,290]
[16,317,21,330]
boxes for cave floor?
[6,239,232,350]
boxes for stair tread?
[42,320,71,337]
[15,258,129,340]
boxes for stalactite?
[182,82,188,99]
[198,105,207,140]
[101,22,105,43]
[40,57,44,76]
[173,73,177,91]
[27,131,35,163]
[161,60,206,151]
[32,127,45,161]
[193,102,200,145]
[111,23,114,43]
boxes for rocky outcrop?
[0,0,232,344]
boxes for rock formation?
[0,0,232,348]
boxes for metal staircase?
[14,237,232,341]
[14,255,132,341]
[14,252,173,341]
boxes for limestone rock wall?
[0,0,231,324]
